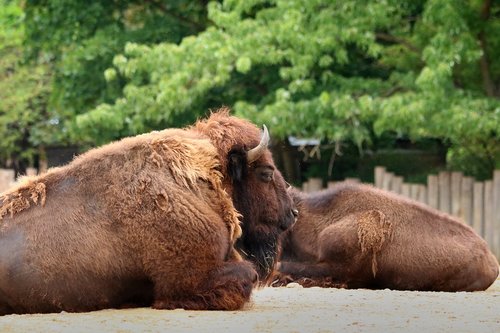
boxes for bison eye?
[256,166,274,183]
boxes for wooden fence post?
[492,171,500,258]
[0,169,15,193]
[438,171,451,214]
[382,172,393,191]
[451,172,462,217]
[401,183,411,198]
[410,184,419,201]
[484,181,493,245]
[375,166,385,189]
[26,167,38,176]
[327,181,336,189]
[417,184,427,204]
[307,178,323,192]
[390,176,403,194]
[473,182,484,236]
[460,176,473,225]
[427,175,439,209]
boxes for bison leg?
[276,210,387,288]
[278,261,333,278]
[434,251,499,292]
[152,261,257,311]
[272,261,348,288]
[0,302,13,316]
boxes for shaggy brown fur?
[0,108,295,314]
[273,182,499,291]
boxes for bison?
[274,182,499,291]
[0,108,296,314]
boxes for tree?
[74,0,499,178]
[23,0,214,144]
[0,0,53,175]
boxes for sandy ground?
[0,278,499,333]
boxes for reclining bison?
[275,182,499,291]
[0,108,296,314]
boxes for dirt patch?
[1,278,499,332]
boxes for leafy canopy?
[23,0,213,143]
[0,0,52,171]
[76,0,499,178]
[3,0,498,178]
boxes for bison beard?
[235,202,281,281]
[0,108,295,314]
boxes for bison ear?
[227,147,248,182]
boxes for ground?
[0,278,498,333]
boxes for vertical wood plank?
[26,167,38,176]
[450,172,462,218]
[308,178,323,192]
[473,182,484,236]
[374,166,385,189]
[492,170,500,259]
[0,169,15,193]
[427,175,439,209]
[401,184,411,198]
[483,181,493,244]
[410,184,419,200]
[38,156,48,174]
[390,176,403,194]
[460,176,473,225]
[417,185,427,204]
[327,181,336,189]
[382,172,393,191]
[438,171,451,214]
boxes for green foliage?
[23,0,213,144]
[0,0,53,170]
[1,0,498,179]
[75,0,498,178]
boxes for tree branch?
[478,0,497,97]
[144,0,207,31]
[382,86,404,97]
[375,32,420,53]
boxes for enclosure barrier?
[302,167,500,260]
[0,167,38,193]
[1,167,499,260]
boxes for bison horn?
[247,125,270,164]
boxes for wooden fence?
[302,166,500,260]
[2,166,499,259]
[0,168,39,193]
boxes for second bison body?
[276,182,499,291]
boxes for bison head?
[229,127,297,280]
[194,109,297,280]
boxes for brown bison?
[0,108,296,314]
[275,182,499,291]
